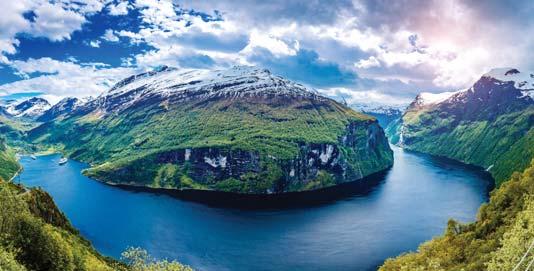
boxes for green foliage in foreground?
[0,247,26,271]
[0,178,193,271]
[121,247,192,271]
[0,182,121,271]
[380,160,534,271]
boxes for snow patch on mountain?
[37,97,90,122]
[52,97,87,111]
[352,103,405,127]
[407,67,534,113]
[483,68,534,99]
[5,97,51,118]
[414,90,462,106]
[107,65,315,98]
[93,65,325,114]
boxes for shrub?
[12,215,75,271]
[121,247,193,271]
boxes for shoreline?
[94,168,392,209]
[33,148,495,209]
[393,145,496,184]
[8,166,23,182]
[17,151,395,208]
[16,149,494,270]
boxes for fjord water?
[18,146,491,271]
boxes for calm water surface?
[18,147,492,271]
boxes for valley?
[16,147,491,271]
[381,68,534,270]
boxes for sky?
[0,0,532,106]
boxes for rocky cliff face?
[83,117,392,194]
[31,66,393,194]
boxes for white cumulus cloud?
[108,1,130,16]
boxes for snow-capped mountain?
[386,67,533,183]
[82,65,324,115]
[5,97,51,119]
[409,68,533,110]
[404,68,534,117]
[38,97,89,122]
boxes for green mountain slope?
[30,66,393,193]
[0,137,21,181]
[0,113,40,153]
[386,69,534,185]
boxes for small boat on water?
[30,155,37,160]
[59,157,68,165]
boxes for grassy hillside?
[0,139,119,269]
[381,159,534,270]
[33,96,372,162]
[0,115,38,151]
[30,93,393,193]
[0,137,21,181]
[382,74,534,269]
[388,106,533,185]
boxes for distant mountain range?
[25,66,393,194]
[351,103,404,128]
[386,68,534,184]
[1,97,51,119]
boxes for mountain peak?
[98,66,320,113]
[6,97,51,119]
[482,67,534,91]
[37,97,87,122]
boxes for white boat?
[59,157,68,165]
[30,155,37,160]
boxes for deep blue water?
[17,147,492,271]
